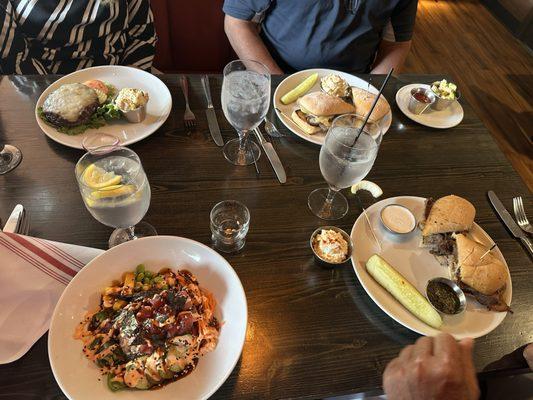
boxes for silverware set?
[488,191,532,257]
[178,75,286,183]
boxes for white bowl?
[48,236,247,400]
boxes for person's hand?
[383,333,480,400]
[524,343,533,370]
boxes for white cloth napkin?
[0,232,103,364]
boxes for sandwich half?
[454,234,511,312]
[351,87,390,123]
[291,91,356,134]
[421,195,476,265]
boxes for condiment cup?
[431,88,461,111]
[426,277,466,315]
[408,87,436,115]
[310,226,353,269]
[122,104,147,123]
[379,204,417,235]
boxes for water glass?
[221,59,270,166]
[210,200,250,253]
[75,146,156,248]
[0,144,22,174]
[308,114,383,220]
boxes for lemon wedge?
[90,184,136,199]
[351,180,383,198]
[83,164,122,189]
[280,73,318,104]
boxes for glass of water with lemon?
[75,146,156,248]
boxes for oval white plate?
[35,66,172,150]
[48,236,247,400]
[273,69,392,145]
[396,84,464,129]
[350,196,511,339]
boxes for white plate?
[48,236,247,400]
[274,69,392,145]
[350,196,511,339]
[35,66,172,150]
[396,84,464,129]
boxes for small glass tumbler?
[210,200,250,253]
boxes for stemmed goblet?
[221,59,271,166]
[308,114,383,220]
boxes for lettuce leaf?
[37,104,122,136]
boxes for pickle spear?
[280,73,318,104]
[366,254,443,329]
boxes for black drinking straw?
[351,68,394,146]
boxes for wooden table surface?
[0,74,531,399]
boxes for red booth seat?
[151,0,235,73]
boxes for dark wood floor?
[402,0,533,192]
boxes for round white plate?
[396,84,464,129]
[350,196,511,339]
[274,69,392,145]
[48,236,247,400]
[35,66,172,150]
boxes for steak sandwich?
[421,195,510,312]
[454,234,510,312]
[290,91,356,134]
[421,195,476,265]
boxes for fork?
[513,196,533,234]
[15,207,30,235]
[180,76,196,129]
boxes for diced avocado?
[165,335,195,373]
[107,373,127,392]
[124,357,151,389]
[146,349,173,380]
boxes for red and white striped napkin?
[0,232,103,364]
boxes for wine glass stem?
[237,130,249,164]
[126,226,137,240]
[320,187,337,217]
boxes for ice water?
[221,70,270,132]
[319,128,378,190]
[81,156,150,228]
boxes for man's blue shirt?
[223,0,418,73]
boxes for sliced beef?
[422,232,456,256]
[459,282,512,313]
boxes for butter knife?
[254,128,286,184]
[3,204,23,233]
[488,190,533,257]
[201,75,224,147]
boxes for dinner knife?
[2,204,23,233]
[200,75,224,147]
[254,128,286,184]
[488,191,533,257]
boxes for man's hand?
[383,333,480,400]
[224,15,283,74]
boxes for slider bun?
[456,234,507,295]
[422,195,475,236]
[290,110,322,135]
[351,87,390,122]
[297,92,355,116]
